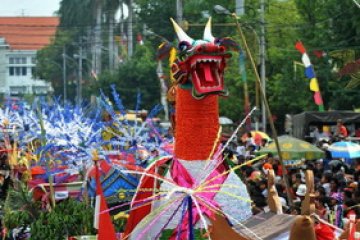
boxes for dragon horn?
[203,17,215,42]
[170,18,193,43]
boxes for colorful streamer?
[295,41,325,111]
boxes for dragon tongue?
[202,64,214,82]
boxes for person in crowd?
[329,178,340,197]
[261,163,273,177]
[235,141,246,157]
[315,196,330,220]
[260,138,269,148]
[335,119,348,140]
[295,183,307,203]
[321,172,333,196]
[258,179,268,198]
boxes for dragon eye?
[178,41,192,51]
[214,38,221,46]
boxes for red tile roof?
[0,17,59,50]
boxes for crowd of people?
[224,122,360,229]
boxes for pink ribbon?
[169,158,228,239]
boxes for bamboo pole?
[231,13,293,207]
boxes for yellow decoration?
[9,140,18,166]
[305,152,314,159]
[169,47,177,83]
[114,211,129,220]
[92,150,99,161]
[300,143,310,149]
[207,126,222,160]
[309,78,319,92]
[282,143,293,149]
[281,152,291,160]
[3,118,9,126]
[118,190,126,200]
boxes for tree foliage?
[35,0,360,124]
[90,44,160,110]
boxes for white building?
[0,17,59,96]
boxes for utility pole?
[108,9,115,70]
[176,0,183,23]
[93,0,102,75]
[62,46,67,104]
[260,0,267,132]
[77,39,83,106]
[236,0,245,16]
[157,61,169,121]
[127,0,133,58]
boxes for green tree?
[36,30,78,98]
[266,0,311,116]
[90,44,160,110]
[295,0,360,110]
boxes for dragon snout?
[195,44,225,54]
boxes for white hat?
[296,184,307,197]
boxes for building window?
[31,57,36,64]
[9,67,27,76]
[8,57,29,76]
[15,67,21,76]
[10,86,27,95]
[9,57,27,64]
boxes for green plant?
[30,199,96,240]
[3,182,40,230]
[160,229,207,240]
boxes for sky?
[0,0,61,16]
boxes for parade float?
[0,16,357,240]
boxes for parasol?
[328,141,360,159]
[242,131,271,146]
[258,135,324,160]
[219,116,233,125]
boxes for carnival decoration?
[124,17,254,240]
[295,41,325,111]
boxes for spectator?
[335,119,348,139]
[295,183,307,203]
[321,172,332,196]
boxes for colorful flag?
[295,41,325,111]
[313,50,326,58]
[309,78,319,92]
[94,160,117,240]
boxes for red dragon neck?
[174,87,220,160]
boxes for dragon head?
[170,17,237,99]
